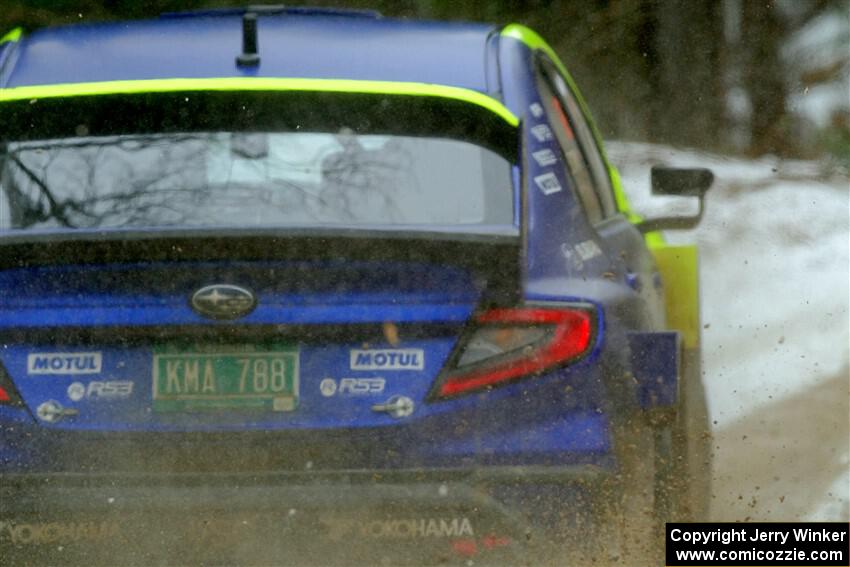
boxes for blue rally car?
[0,7,713,565]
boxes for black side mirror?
[637,166,714,232]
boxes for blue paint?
[628,331,680,408]
[0,15,686,524]
[4,16,495,91]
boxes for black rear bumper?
[0,467,605,565]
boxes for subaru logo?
[191,284,257,320]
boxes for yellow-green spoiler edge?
[0,27,22,44]
[0,77,519,127]
[502,24,699,348]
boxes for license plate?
[152,344,299,412]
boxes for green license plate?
[152,344,299,412]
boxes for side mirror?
[637,166,714,232]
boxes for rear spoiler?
[0,226,522,301]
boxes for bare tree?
[741,1,790,156]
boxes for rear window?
[0,132,512,229]
[0,90,517,232]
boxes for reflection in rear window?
[0,132,514,230]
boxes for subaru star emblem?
[191,284,257,320]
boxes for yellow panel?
[652,245,700,349]
[0,27,22,44]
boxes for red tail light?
[0,364,23,406]
[430,305,595,400]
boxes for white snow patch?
[783,9,850,128]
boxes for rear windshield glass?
[0,132,513,229]
[0,91,517,232]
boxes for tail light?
[0,364,23,407]
[429,305,595,400]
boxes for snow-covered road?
[609,142,849,521]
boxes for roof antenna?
[236,12,260,67]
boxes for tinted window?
[0,132,513,230]
[536,68,604,223]
[538,57,618,219]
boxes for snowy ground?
[608,142,849,522]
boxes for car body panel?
[0,11,653,460]
[652,244,701,349]
[0,13,705,562]
[2,16,496,92]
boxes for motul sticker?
[27,352,102,375]
[350,349,424,371]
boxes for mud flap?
[650,244,711,521]
[627,331,680,410]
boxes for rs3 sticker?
[350,349,424,371]
[320,377,385,397]
[67,381,133,401]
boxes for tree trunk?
[741,1,790,156]
[648,0,726,149]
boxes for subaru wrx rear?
[0,8,712,565]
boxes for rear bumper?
[0,467,607,565]
[0,404,616,473]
